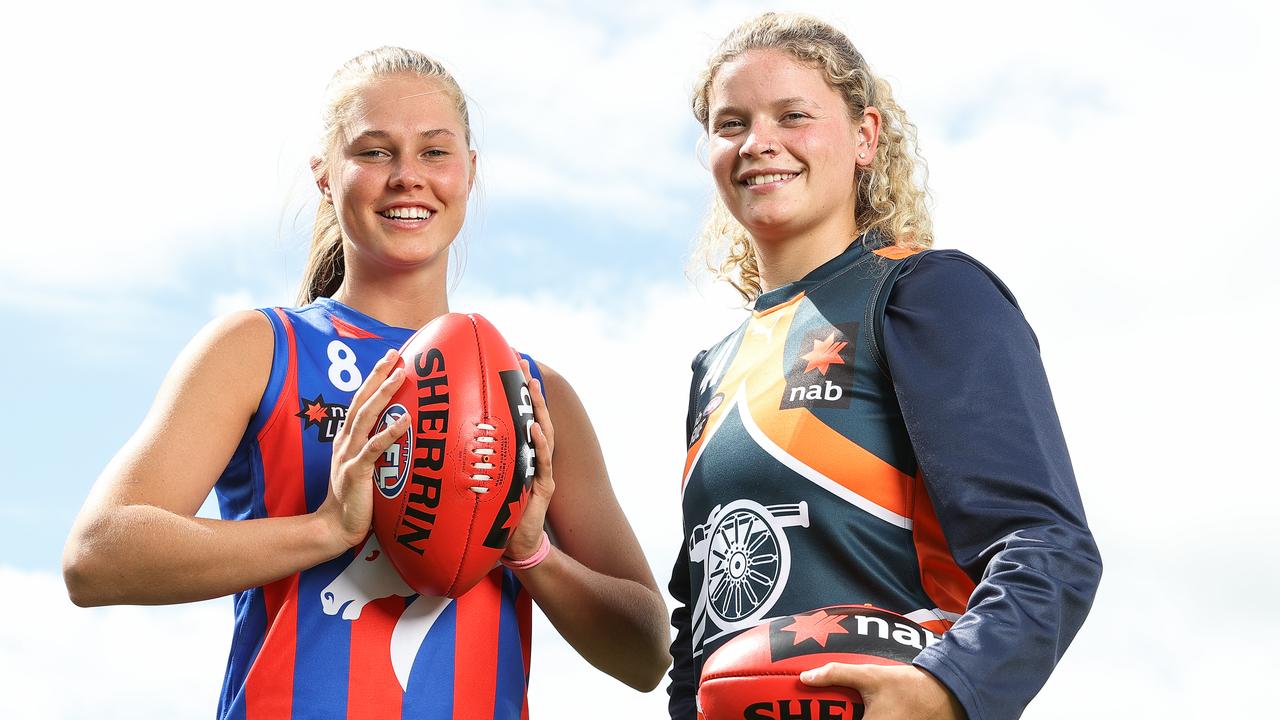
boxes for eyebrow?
[351,128,457,141]
[710,96,821,119]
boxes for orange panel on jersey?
[685,299,804,486]
[872,245,923,260]
[911,474,974,616]
[746,389,916,520]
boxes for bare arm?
[62,311,407,606]
[506,361,672,692]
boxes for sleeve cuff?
[914,647,984,720]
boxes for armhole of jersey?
[866,251,929,381]
[518,352,548,405]
[246,307,292,438]
[686,349,709,439]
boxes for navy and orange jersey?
[213,298,541,720]
[667,240,1102,720]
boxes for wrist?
[309,507,361,560]
[501,531,551,571]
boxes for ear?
[855,107,882,167]
[468,149,478,192]
[311,156,333,202]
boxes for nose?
[740,126,778,158]
[389,158,425,190]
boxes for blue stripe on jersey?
[247,308,291,438]
[493,571,527,720]
[219,586,267,720]
[291,556,354,717]
[403,600,458,719]
[218,442,272,720]
[214,436,257,522]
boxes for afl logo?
[373,404,413,499]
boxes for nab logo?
[373,403,413,499]
[296,395,349,442]
[780,322,857,410]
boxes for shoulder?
[169,310,275,404]
[526,360,577,408]
[891,249,1022,316]
[186,310,274,364]
[884,250,1041,360]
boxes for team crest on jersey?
[373,403,413,499]
[296,394,348,442]
[688,498,810,652]
[780,322,858,410]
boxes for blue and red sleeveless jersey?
[213,298,539,720]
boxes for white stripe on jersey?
[904,607,963,625]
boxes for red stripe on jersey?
[331,314,383,340]
[519,586,532,720]
[452,570,503,720]
[246,309,307,720]
[247,576,301,719]
[347,595,407,720]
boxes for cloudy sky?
[1,0,1276,717]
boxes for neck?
[330,256,451,331]
[753,214,860,293]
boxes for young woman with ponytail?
[63,47,670,718]
[669,14,1101,720]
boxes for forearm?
[63,504,344,606]
[914,527,1101,720]
[515,545,671,691]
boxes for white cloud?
[0,567,229,720]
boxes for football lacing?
[470,423,498,493]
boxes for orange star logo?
[801,332,848,375]
[781,609,850,647]
[303,401,329,423]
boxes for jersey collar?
[751,232,884,314]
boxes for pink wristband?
[501,531,551,570]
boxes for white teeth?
[381,207,432,220]
[745,173,798,186]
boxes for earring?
[859,152,867,159]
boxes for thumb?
[799,662,879,690]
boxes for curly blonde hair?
[298,47,472,304]
[691,12,933,301]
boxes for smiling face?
[318,73,475,274]
[707,49,869,247]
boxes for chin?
[742,216,801,242]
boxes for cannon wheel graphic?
[689,499,809,643]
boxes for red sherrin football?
[370,313,536,598]
[698,606,939,720]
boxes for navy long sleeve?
[883,250,1102,720]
